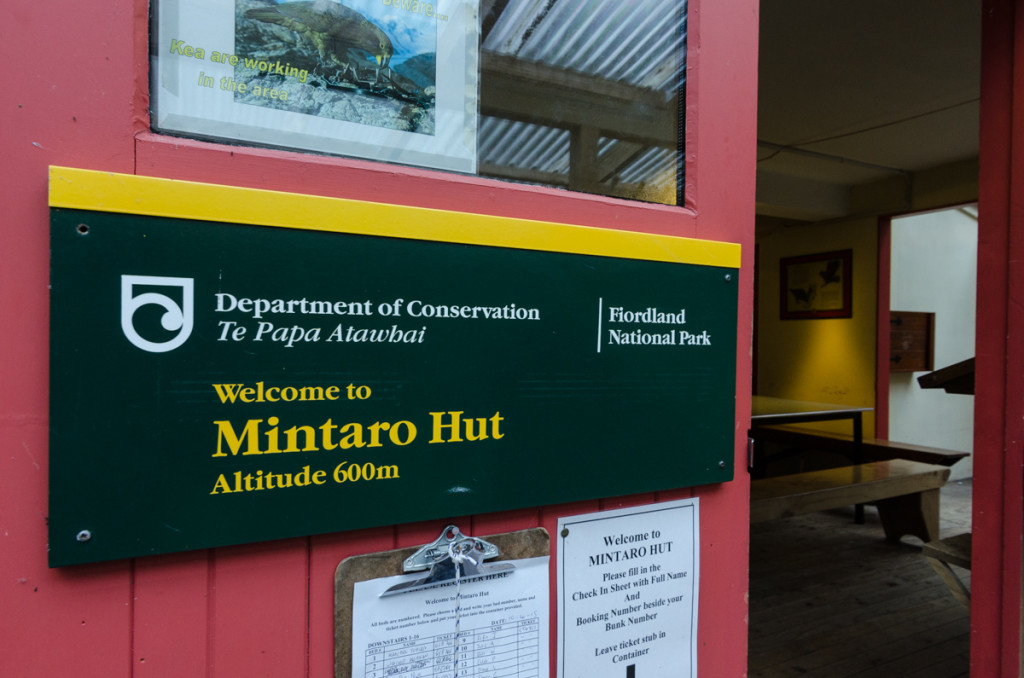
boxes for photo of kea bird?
[245,0,394,84]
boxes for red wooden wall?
[975,0,1024,674]
[0,0,757,676]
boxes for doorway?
[887,206,977,482]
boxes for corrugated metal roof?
[479,117,569,174]
[478,0,687,203]
[484,0,686,91]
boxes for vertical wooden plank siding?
[0,0,138,674]
[0,0,757,676]
[210,540,311,674]
[308,527,398,677]
[687,0,758,673]
[133,552,212,676]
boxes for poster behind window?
[152,0,478,173]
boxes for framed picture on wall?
[151,0,479,173]
[780,249,852,319]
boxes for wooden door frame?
[973,0,1023,673]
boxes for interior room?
[750,1,981,674]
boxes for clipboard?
[335,527,549,677]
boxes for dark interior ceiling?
[756,0,981,223]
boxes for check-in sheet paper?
[352,556,550,678]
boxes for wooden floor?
[749,479,972,677]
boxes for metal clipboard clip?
[380,525,515,597]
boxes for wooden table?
[750,396,873,521]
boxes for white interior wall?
[889,207,977,480]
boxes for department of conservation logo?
[121,275,194,353]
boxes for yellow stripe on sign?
[48,166,741,268]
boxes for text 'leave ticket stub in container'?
[557,500,700,678]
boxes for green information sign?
[48,167,739,566]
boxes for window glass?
[151,0,686,205]
[479,0,686,205]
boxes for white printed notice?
[557,500,699,678]
[352,556,550,678]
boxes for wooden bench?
[922,532,972,608]
[751,459,951,542]
[749,424,970,467]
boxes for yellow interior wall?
[756,217,878,436]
